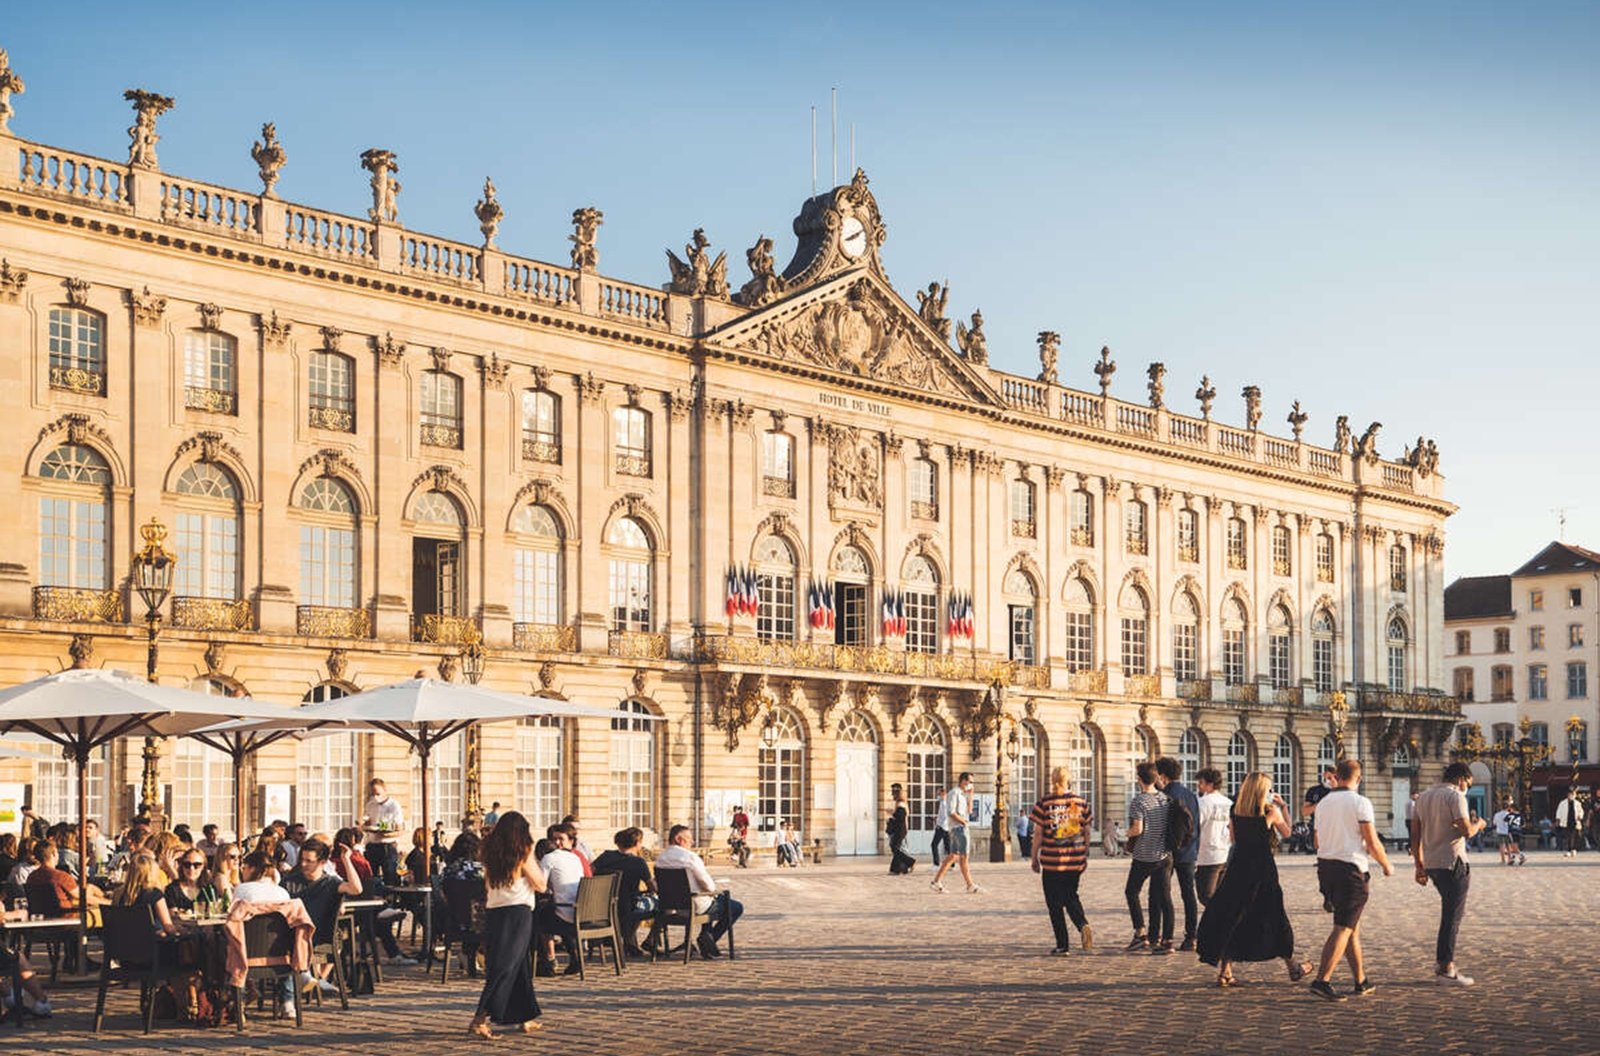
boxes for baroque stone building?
[0,54,1460,851]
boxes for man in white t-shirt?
[535,825,585,975]
[1490,800,1514,865]
[361,778,405,885]
[931,784,952,867]
[929,773,979,894]
[1310,758,1393,1002]
[1193,768,1232,906]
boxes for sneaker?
[1177,936,1196,953]
[297,971,319,992]
[25,998,50,1018]
[1351,978,1376,997]
[316,977,340,995]
[1437,970,1475,986]
[1079,924,1094,951]
[279,998,297,1019]
[388,955,418,967]
[1124,935,1149,953]
[1517,853,1527,865]
[1049,946,1071,956]
[929,881,946,893]
[1152,940,1175,955]
[376,908,405,921]
[965,884,984,894]
[1309,980,1345,1003]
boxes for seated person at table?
[232,851,317,1017]
[534,825,584,975]
[145,831,185,884]
[655,824,744,959]
[8,837,40,890]
[281,838,362,994]
[48,823,80,878]
[115,853,182,934]
[108,825,150,876]
[0,834,20,891]
[591,827,657,955]
[335,827,416,967]
[404,827,429,881]
[0,905,52,1017]
[26,840,109,917]
[195,824,222,860]
[209,842,242,896]
[164,847,218,912]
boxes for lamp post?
[1326,690,1350,761]
[130,517,175,827]
[983,675,1015,864]
[460,624,485,826]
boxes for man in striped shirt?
[1124,760,1174,953]
[1031,766,1095,955]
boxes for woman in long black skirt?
[888,783,916,875]
[1195,772,1313,987]
[471,811,549,1038]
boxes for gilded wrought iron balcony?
[1357,688,1460,717]
[296,604,371,638]
[32,585,123,622]
[1226,682,1259,704]
[1068,668,1108,693]
[1125,536,1148,556]
[308,402,355,432]
[608,630,667,659]
[1011,518,1036,539]
[1009,664,1050,689]
[185,385,237,414]
[1391,574,1407,592]
[1177,678,1211,701]
[910,500,938,521]
[419,421,463,449]
[1070,526,1094,548]
[1274,686,1304,706]
[762,475,795,499]
[513,622,577,652]
[49,364,105,396]
[172,595,254,630]
[1273,559,1292,576]
[1178,544,1199,563]
[1227,553,1248,570]
[1125,674,1161,698]
[614,453,651,477]
[521,434,561,464]
[1316,565,1335,583]
[412,613,478,644]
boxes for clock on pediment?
[780,168,887,288]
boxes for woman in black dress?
[469,811,548,1039]
[888,783,916,875]
[1195,772,1312,987]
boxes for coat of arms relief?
[816,421,883,520]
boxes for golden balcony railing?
[762,475,795,499]
[1316,566,1335,583]
[1070,527,1095,548]
[49,364,105,396]
[1390,575,1408,592]
[1177,679,1211,701]
[1273,559,1292,576]
[513,622,577,652]
[910,500,939,521]
[412,613,479,644]
[32,585,123,622]
[1068,668,1108,694]
[296,605,371,638]
[1177,544,1199,563]
[1125,536,1148,556]
[521,435,561,464]
[1125,674,1161,697]
[172,596,254,631]
[184,385,237,415]
[1009,664,1050,689]
[1011,519,1036,539]
[1274,686,1304,707]
[608,630,667,659]
[1227,553,1248,571]
[419,421,463,449]
[1358,688,1460,717]
[308,403,355,432]
[1226,682,1259,705]
[614,453,651,477]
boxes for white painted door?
[1391,776,1411,840]
[835,743,878,855]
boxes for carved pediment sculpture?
[955,310,987,364]
[822,422,883,514]
[737,235,786,307]
[915,281,951,342]
[666,228,729,298]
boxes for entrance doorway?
[1391,775,1411,840]
[835,741,878,855]
[413,537,461,620]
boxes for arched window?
[175,462,241,600]
[1124,498,1148,555]
[1317,735,1338,774]
[612,406,651,477]
[1225,731,1252,796]
[1069,489,1095,547]
[1222,598,1248,685]
[1010,478,1036,538]
[754,535,797,641]
[761,430,794,498]
[37,444,111,591]
[521,389,561,464]
[1316,532,1335,582]
[1268,604,1293,690]
[1272,733,1298,795]
[411,491,464,623]
[511,505,563,627]
[1177,508,1200,563]
[905,715,947,835]
[1386,616,1409,692]
[1064,577,1095,671]
[610,700,655,829]
[298,477,357,610]
[1016,721,1043,808]
[1389,544,1408,592]
[298,683,356,834]
[1226,517,1248,570]
[1068,724,1100,833]
[1312,608,1336,694]
[606,516,653,632]
[184,331,238,414]
[832,545,871,646]
[758,709,805,829]
[173,678,241,828]
[48,306,106,395]
[1004,569,1037,664]
[1392,742,1414,772]
[515,715,564,829]
[838,710,877,744]
[308,351,355,431]
[420,370,463,448]
[1119,584,1150,676]
[1271,524,1292,576]
[1177,728,1204,785]
[412,729,465,830]
[902,554,939,655]
[1173,592,1200,683]
[910,458,938,520]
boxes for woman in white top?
[470,810,548,1039]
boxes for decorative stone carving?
[537,661,558,692]
[631,668,650,698]
[326,647,348,681]
[883,430,903,456]
[1032,331,1059,384]
[0,259,27,304]
[124,89,174,170]
[251,122,286,197]
[974,451,1005,477]
[1103,474,1121,497]
[1093,345,1116,395]
[39,412,110,449]
[1195,375,1216,419]
[197,303,222,332]
[770,408,787,430]
[1288,400,1308,441]
[1242,385,1262,432]
[68,633,94,669]
[203,640,226,675]
[511,478,555,509]
[481,353,509,390]
[359,148,401,223]
[780,167,888,287]
[1045,465,1066,490]
[429,347,452,373]
[823,423,883,512]
[819,682,848,733]
[0,48,24,134]
[472,177,504,247]
[623,383,643,407]
[64,277,91,307]
[297,447,361,484]
[1354,421,1382,465]
[578,372,605,404]
[1334,415,1351,455]
[737,235,785,306]
[569,207,603,271]
[954,309,987,364]
[1252,504,1271,525]
[130,286,166,328]
[437,654,458,682]
[414,464,471,500]
[1403,436,1440,477]
[915,281,951,342]
[260,310,292,348]
[1156,485,1174,508]
[666,389,694,421]
[318,325,343,352]
[1147,362,1166,409]
[666,228,728,298]
[729,399,755,429]
[375,331,403,367]
[176,429,240,467]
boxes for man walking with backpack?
[1031,766,1095,955]
[1156,757,1200,950]
[1124,761,1175,953]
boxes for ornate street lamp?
[130,517,175,825]
[759,708,780,751]
[1326,690,1350,760]
[459,623,485,825]
[983,674,1014,864]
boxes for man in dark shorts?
[1310,758,1393,1001]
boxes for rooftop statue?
[124,89,174,170]
[250,122,286,197]
[667,228,729,298]
[916,281,951,341]
[738,235,785,306]
[0,48,25,134]
[955,310,987,364]
[569,207,603,271]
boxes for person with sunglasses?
[209,841,243,896]
[164,851,218,913]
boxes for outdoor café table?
[385,885,433,963]
[2,917,82,1028]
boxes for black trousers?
[931,827,950,867]
[1172,859,1198,939]
[1019,833,1033,858]
[888,834,916,874]
[366,841,399,886]
[1426,858,1471,967]
[1041,869,1088,950]
[1125,857,1174,942]
[476,905,540,1026]
[1196,863,1227,906]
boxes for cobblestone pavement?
[13,851,1599,1055]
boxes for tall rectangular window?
[1528,664,1548,701]
[1173,623,1198,682]
[1315,533,1335,582]
[1008,605,1036,664]
[39,496,107,588]
[513,548,560,625]
[1272,525,1292,576]
[756,571,796,642]
[48,307,106,395]
[1530,590,1544,611]
[1010,480,1036,538]
[1530,626,1545,650]
[1069,490,1094,547]
[1177,509,1199,563]
[521,390,561,463]
[1226,518,1248,570]
[1064,611,1093,671]
[184,332,238,414]
[1120,616,1148,676]
[1389,545,1407,592]
[308,352,355,431]
[296,732,356,835]
[299,523,356,608]
[1569,587,1584,608]
[1570,623,1586,648]
[835,583,868,646]
[1490,665,1513,702]
[1124,500,1148,555]
[1454,629,1470,654]
[1453,667,1475,702]
[1568,662,1588,699]
[515,718,564,830]
[613,407,651,476]
[910,459,938,520]
[1223,629,1246,685]
[1269,634,1291,689]
[904,590,938,654]
[761,432,794,498]
[1493,627,1511,653]
[1313,638,1334,694]
[176,511,239,600]
[420,371,463,448]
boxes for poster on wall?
[0,783,23,836]
[260,784,293,831]
[970,793,996,829]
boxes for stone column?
[574,372,609,652]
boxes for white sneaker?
[965,884,984,894]
[929,880,946,893]
[377,908,405,921]
[1437,971,1475,986]
[316,978,339,995]
[279,998,297,1019]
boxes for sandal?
[1288,961,1313,983]
[1217,974,1239,988]
[468,1019,497,1039]
[518,1021,543,1034]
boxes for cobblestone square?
[16,851,1598,1056]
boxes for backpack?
[1164,795,1194,854]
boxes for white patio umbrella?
[0,667,307,934]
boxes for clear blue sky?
[6,2,1596,579]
